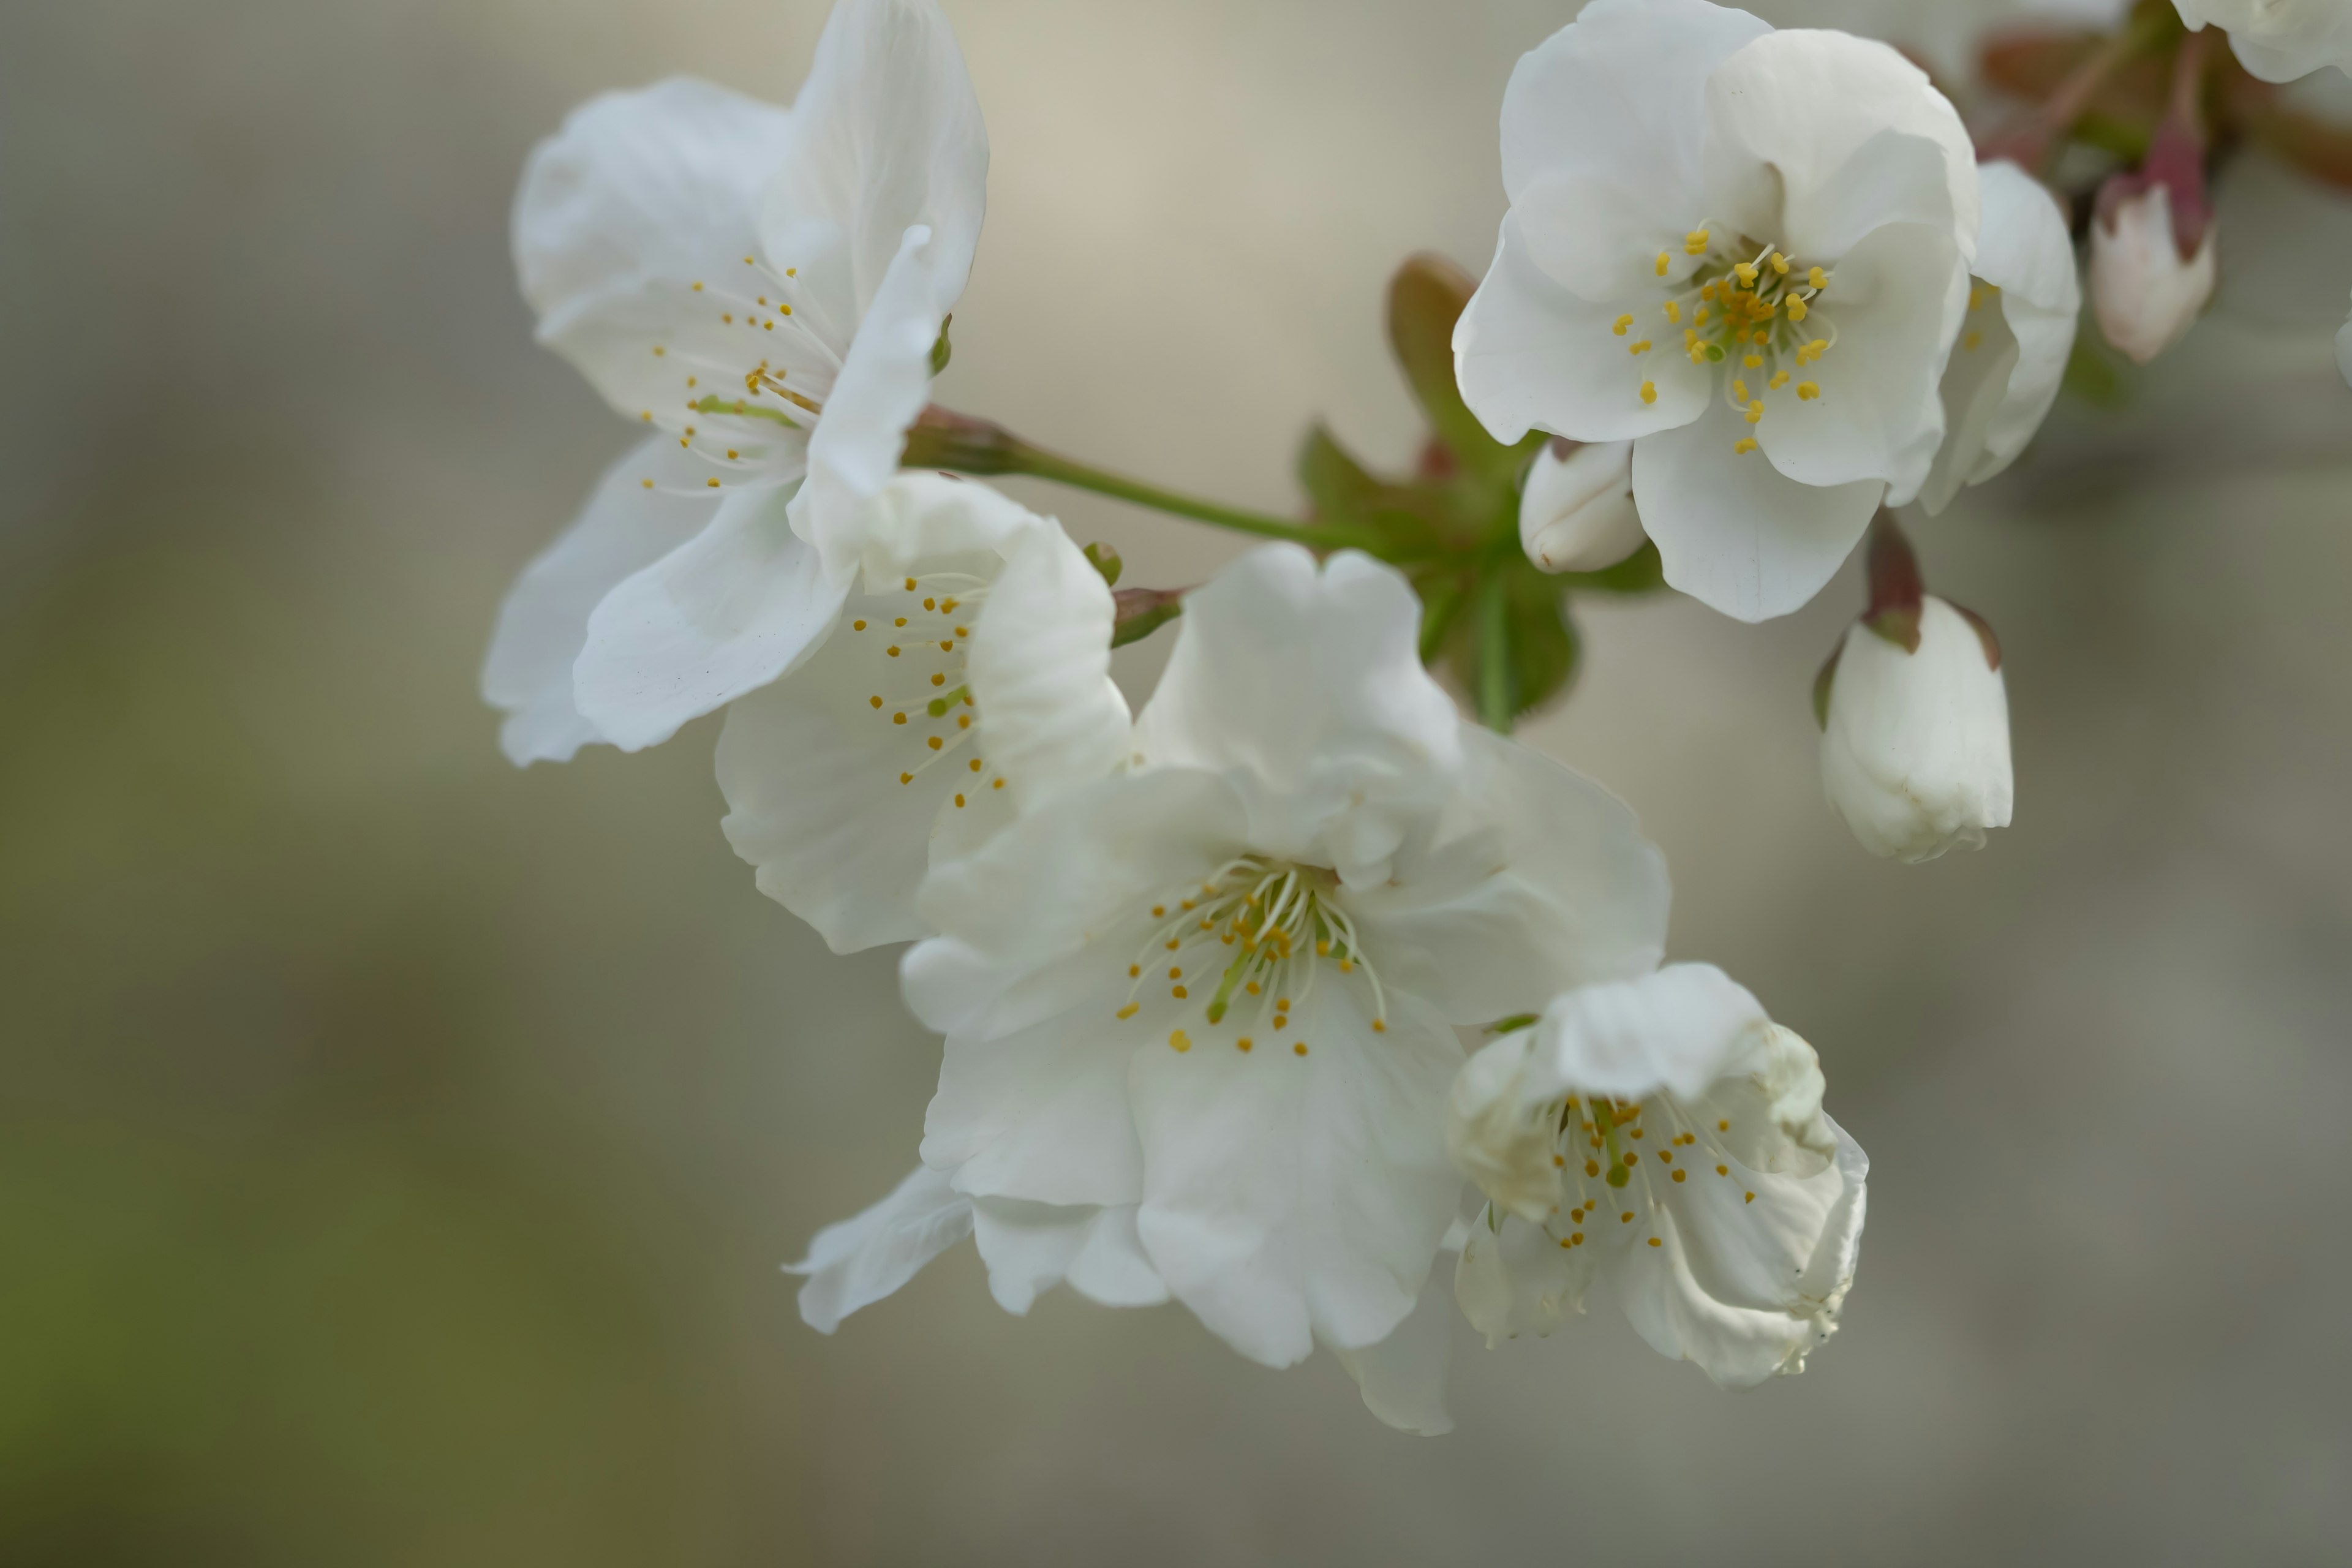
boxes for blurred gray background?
[6,1,2350,1562]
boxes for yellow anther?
[1613,314,1634,336]
[926,736,943,751]
[1700,281,1719,303]
[1717,1164,1728,1176]
[1745,401,1763,424]
[1969,286,1986,311]
[1639,380,1657,405]
[1683,328,1700,348]
[1656,250,1671,276]
[1672,1169,1687,1183]
[1662,301,1681,322]
[1732,261,1758,286]
[1117,1003,1140,1019]
[1770,370,1790,390]
[904,577,918,590]
[1648,1236,1662,1248]
[1771,252,1790,275]
[930,673,946,687]
[1797,381,1820,401]
[1694,304,1710,325]
[1685,228,1710,255]
[1237,1038,1253,1052]
[953,793,965,809]
[705,478,720,489]
[1371,1019,1386,1033]
[899,771,913,784]
[1733,437,1759,455]
[1630,339,1653,356]
[1733,379,1749,403]
[1745,1191,1756,1204]
[1786,296,1809,323]
[1808,266,1827,290]
[1292,1042,1308,1056]
[1170,1030,1191,1052]
[1752,328,1770,345]
[1171,986,1188,999]
[1585,1160,1600,1177]
[1744,353,1762,369]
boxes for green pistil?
[926,684,970,718]
[1594,1099,1634,1188]
[690,394,800,429]
[1203,944,1254,1025]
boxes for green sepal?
[1485,1014,1540,1035]
[1083,541,1123,588]
[929,315,954,377]
[1863,607,1922,654]
[1296,423,1449,556]
[1111,588,1183,649]
[1444,559,1582,731]
[2062,329,2132,409]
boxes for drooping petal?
[968,1198,1169,1314]
[573,482,846,750]
[1632,398,1885,622]
[967,525,1129,812]
[1498,0,1771,202]
[1700,29,1978,266]
[758,0,989,336]
[1608,1107,1866,1388]
[1754,221,1967,501]
[1961,161,2080,491]
[1455,211,1711,447]
[482,439,720,766]
[787,1163,973,1333]
[1129,987,1464,1368]
[1127,546,1461,884]
[1455,1207,1597,1346]
[1332,1240,1461,1437]
[788,225,970,585]
[1346,728,1669,1024]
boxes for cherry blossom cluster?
[477,0,2351,1432]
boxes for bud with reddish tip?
[1517,439,1645,575]
[1815,519,2013,864]
[2091,30,2219,365]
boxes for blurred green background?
[6,1,2350,1562]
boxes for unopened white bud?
[1518,440,1643,574]
[2090,184,2216,365]
[1820,597,2013,864]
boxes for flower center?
[1111,858,1390,1057]
[1536,1091,1754,1253]
[633,255,837,494]
[1627,228,1837,455]
[854,571,996,802]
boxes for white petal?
[853,469,1043,579]
[1700,29,1978,265]
[1127,546,1461,883]
[1608,1109,1867,1387]
[573,482,846,750]
[1632,398,1885,622]
[1129,988,1464,1368]
[1455,1207,1596,1345]
[514,77,793,342]
[1756,221,1967,501]
[969,1198,1168,1314]
[1332,1249,1459,1437]
[1966,162,2081,489]
[1346,726,1670,1024]
[788,224,970,584]
[1455,210,1711,447]
[482,439,718,766]
[758,0,988,333]
[1498,0,1770,202]
[968,525,1130,812]
[786,1163,973,1333]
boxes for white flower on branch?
[1448,964,1868,1389]
[793,545,1670,1426]
[1518,439,1646,574]
[1454,0,1981,621]
[1919,162,2081,514]
[715,474,1128,954]
[483,0,987,760]
[2173,0,2352,84]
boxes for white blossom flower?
[2173,0,2352,84]
[1454,0,1980,622]
[1448,963,1868,1388]
[1518,440,1646,573]
[814,545,1669,1382]
[715,473,1128,953]
[483,0,987,761]
[1819,594,2013,862]
[1918,161,2081,514]
[2092,182,2218,364]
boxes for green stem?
[1476,571,1515,734]
[902,407,1395,557]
